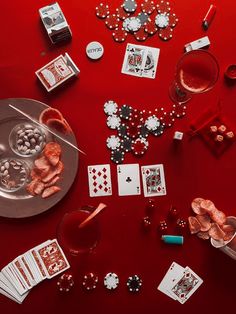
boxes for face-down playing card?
[117,164,141,196]
[88,164,112,197]
[141,164,166,197]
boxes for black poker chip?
[119,104,133,120]
[127,275,142,292]
[123,0,137,13]
[111,149,125,164]
[117,123,128,137]
[121,136,133,152]
[150,124,164,136]
[137,12,150,25]
[139,124,149,138]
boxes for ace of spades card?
[117,164,141,196]
[88,164,112,197]
[141,164,166,197]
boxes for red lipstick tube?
[202,4,216,30]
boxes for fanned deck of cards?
[158,262,203,304]
[0,239,70,303]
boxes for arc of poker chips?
[104,273,119,290]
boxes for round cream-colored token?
[86,41,104,60]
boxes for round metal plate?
[0,98,78,218]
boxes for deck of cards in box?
[39,2,72,44]
[36,53,79,92]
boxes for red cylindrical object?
[202,4,216,30]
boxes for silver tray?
[0,98,78,218]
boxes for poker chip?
[129,109,144,124]
[104,100,118,115]
[156,0,171,14]
[82,273,98,291]
[95,3,110,19]
[131,137,148,156]
[127,275,142,292]
[117,123,128,137]
[119,104,133,120]
[155,13,169,28]
[172,104,186,118]
[127,122,141,138]
[158,26,173,40]
[86,42,104,60]
[123,0,137,13]
[122,18,131,32]
[141,0,155,14]
[112,28,128,42]
[139,124,149,138]
[167,13,179,28]
[126,17,142,32]
[144,115,160,131]
[111,149,125,164]
[120,136,133,152]
[57,273,74,292]
[154,107,165,120]
[161,112,175,127]
[144,21,158,35]
[134,27,148,41]
[150,124,164,136]
[137,12,150,25]
[105,14,119,29]
[106,135,121,150]
[104,273,119,290]
[107,115,121,129]
[116,6,130,20]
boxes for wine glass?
[57,205,100,256]
[169,49,219,104]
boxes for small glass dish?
[0,158,29,193]
[9,122,46,157]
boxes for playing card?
[35,239,70,279]
[157,262,184,300]
[121,43,160,79]
[88,164,112,197]
[0,273,29,303]
[141,164,166,197]
[117,164,141,196]
[169,267,203,304]
[24,252,43,284]
[1,266,27,295]
[11,259,32,290]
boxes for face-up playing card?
[169,267,203,304]
[35,239,70,279]
[88,164,112,197]
[121,43,160,79]
[117,164,141,196]
[158,262,184,300]
[141,164,166,197]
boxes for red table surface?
[0,0,236,313]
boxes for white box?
[184,36,210,52]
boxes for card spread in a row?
[158,262,203,304]
[0,239,70,303]
[88,163,166,197]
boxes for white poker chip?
[86,41,104,60]
[107,115,121,129]
[123,18,131,32]
[155,13,169,28]
[104,273,119,290]
[106,135,121,150]
[144,115,160,131]
[104,100,118,115]
[127,17,142,32]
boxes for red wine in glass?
[57,206,100,256]
[169,50,219,104]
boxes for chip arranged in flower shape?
[106,135,121,150]
[95,3,110,19]
[127,275,142,292]
[107,115,121,129]
[131,137,148,156]
[145,115,160,131]
[82,273,98,291]
[104,100,118,115]
[123,0,137,13]
[141,0,155,14]
[105,14,120,29]
[104,272,119,290]
[155,13,169,28]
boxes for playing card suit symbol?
[126,176,132,183]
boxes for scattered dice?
[176,218,187,234]
[218,125,227,134]
[143,216,151,229]
[158,220,168,233]
[215,134,224,142]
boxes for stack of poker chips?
[39,2,72,44]
[104,100,187,164]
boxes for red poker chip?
[131,138,148,156]
[160,111,175,127]
[167,13,179,28]
[172,104,186,118]
[127,122,141,138]
[112,27,127,42]
[141,109,153,121]
[82,273,98,291]
[105,14,120,29]
[156,0,171,13]
[129,109,144,124]
[154,107,164,120]
[141,0,155,14]
[144,21,158,35]
[95,3,110,19]
[57,273,74,292]
[158,27,173,41]
[134,27,148,41]
[116,6,130,20]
